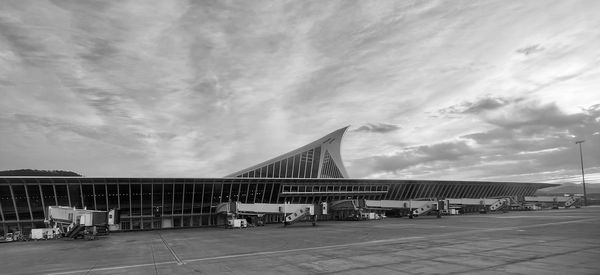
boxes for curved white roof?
[226,126,350,178]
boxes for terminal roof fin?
[225,126,350,178]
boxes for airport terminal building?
[0,127,554,234]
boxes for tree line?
[0,169,82,177]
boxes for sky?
[1,0,599,184]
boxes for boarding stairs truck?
[411,200,436,217]
[46,206,115,240]
[283,205,315,226]
[489,198,510,211]
[564,196,580,208]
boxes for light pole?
[575,140,587,206]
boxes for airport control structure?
[1,126,569,236]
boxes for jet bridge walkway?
[524,196,581,208]
[328,199,442,218]
[331,197,514,218]
[216,202,319,226]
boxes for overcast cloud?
[1,0,599,184]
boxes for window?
[81,184,95,209]
[192,184,203,213]
[142,184,153,215]
[292,154,301,178]
[298,152,307,178]
[0,186,17,220]
[286,157,294,178]
[41,185,56,209]
[230,183,240,202]
[106,184,118,210]
[130,184,142,216]
[274,162,281,178]
[173,184,184,213]
[281,159,288,178]
[163,184,173,215]
[68,184,82,208]
[54,185,70,207]
[27,185,44,219]
[265,164,272,178]
[311,147,321,177]
[95,184,107,210]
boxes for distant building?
[0,127,555,235]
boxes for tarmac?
[2,207,600,275]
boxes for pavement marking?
[440,226,498,230]
[42,236,424,275]
[490,215,594,219]
[43,216,600,275]
[501,217,599,230]
[159,233,184,265]
[46,261,177,275]
[183,236,426,264]
[149,240,159,275]
[426,217,600,240]
[182,217,599,264]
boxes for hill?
[536,182,600,195]
[0,169,82,177]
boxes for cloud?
[353,123,401,133]
[516,44,544,56]
[440,96,591,129]
[348,141,476,176]
[439,96,519,115]
[456,102,600,181]
[1,0,599,182]
[482,101,591,130]
[349,101,600,181]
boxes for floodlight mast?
[575,140,587,206]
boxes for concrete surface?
[2,207,600,275]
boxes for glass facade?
[0,177,552,235]
[320,150,343,178]
[226,127,349,179]
[233,147,329,179]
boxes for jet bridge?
[524,196,581,208]
[329,199,443,218]
[363,199,441,218]
[331,198,512,218]
[45,206,114,240]
[216,202,321,226]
